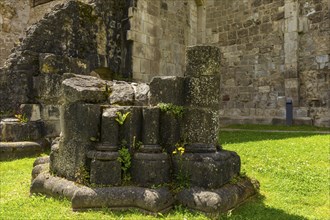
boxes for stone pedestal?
[172,149,240,189]
[117,106,142,146]
[131,150,170,187]
[87,150,121,186]
[96,107,119,151]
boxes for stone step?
[0,118,44,142]
[0,141,44,161]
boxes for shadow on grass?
[217,194,307,220]
[218,130,329,145]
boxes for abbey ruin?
[0,0,329,128]
[0,0,328,214]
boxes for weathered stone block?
[142,107,160,145]
[33,73,63,103]
[60,103,100,142]
[182,108,219,145]
[159,112,181,151]
[149,76,185,105]
[109,81,134,105]
[116,106,142,147]
[88,151,121,186]
[71,186,174,213]
[33,156,50,167]
[0,118,44,142]
[172,150,240,188]
[39,53,90,75]
[185,45,221,77]
[177,178,258,213]
[99,107,119,149]
[54,103,100,180]
[131,83,150,106]
[0,141,43,161]
[20,104,41,121]
[184,76,220,108]
[62,75,108,103]
[31,172,81,201]
[41,105,61,121]
[43,120,61,138]
[131,152,170,187]
[32,163,49,180]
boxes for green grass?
[0,158,208,220]
[219,131,330,220]
[1,128,329,219]
[222,124,330,132]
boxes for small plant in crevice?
[157,102,184,118]
[172,142,190,191]
[115,111,130,125]
[74,165,90,185]
[132,136,142,151]
[14,113,28,123]
[117,141,132,183]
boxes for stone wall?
[0,0,91,67]
[128,0,200,82]
[1,0,329,127]
[0,0,30,67]
[298,0,330,126]
[205,0,329,126]
[0,0,131,137]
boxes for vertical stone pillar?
[95,107,119,151]
[141,107,160,147]
[184,45,221,147]
[284,0,300,107]
[131,106,170,186]
[88,107,122,186]
[196,0,206,44]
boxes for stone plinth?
[87,150,121,186]
[131,150,170,187]
[172,150,241,188]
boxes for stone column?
[196,0,206,44]
[284,0,300,107]
[131,106,170,186]
[95,107,119,151]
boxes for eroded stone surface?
[0,141,43,161]
[109,81,135,105]
[62,75,108,103]
[177,178,259,213]
[30,165,257,214]
[149,76,185,106]
[172,150,241,189]
[72,186,174,213]
[0,118,44,142]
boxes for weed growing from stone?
[74,165,90,185]
[14,113,28,123]
[157,103,184,117]
[115,111,130,125]
[172,142,190,191]
[117,144,131,183]
[131,135,142,151]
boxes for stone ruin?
[0,0,258,214]
[30,46,258,213]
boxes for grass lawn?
[0,126,329,219]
